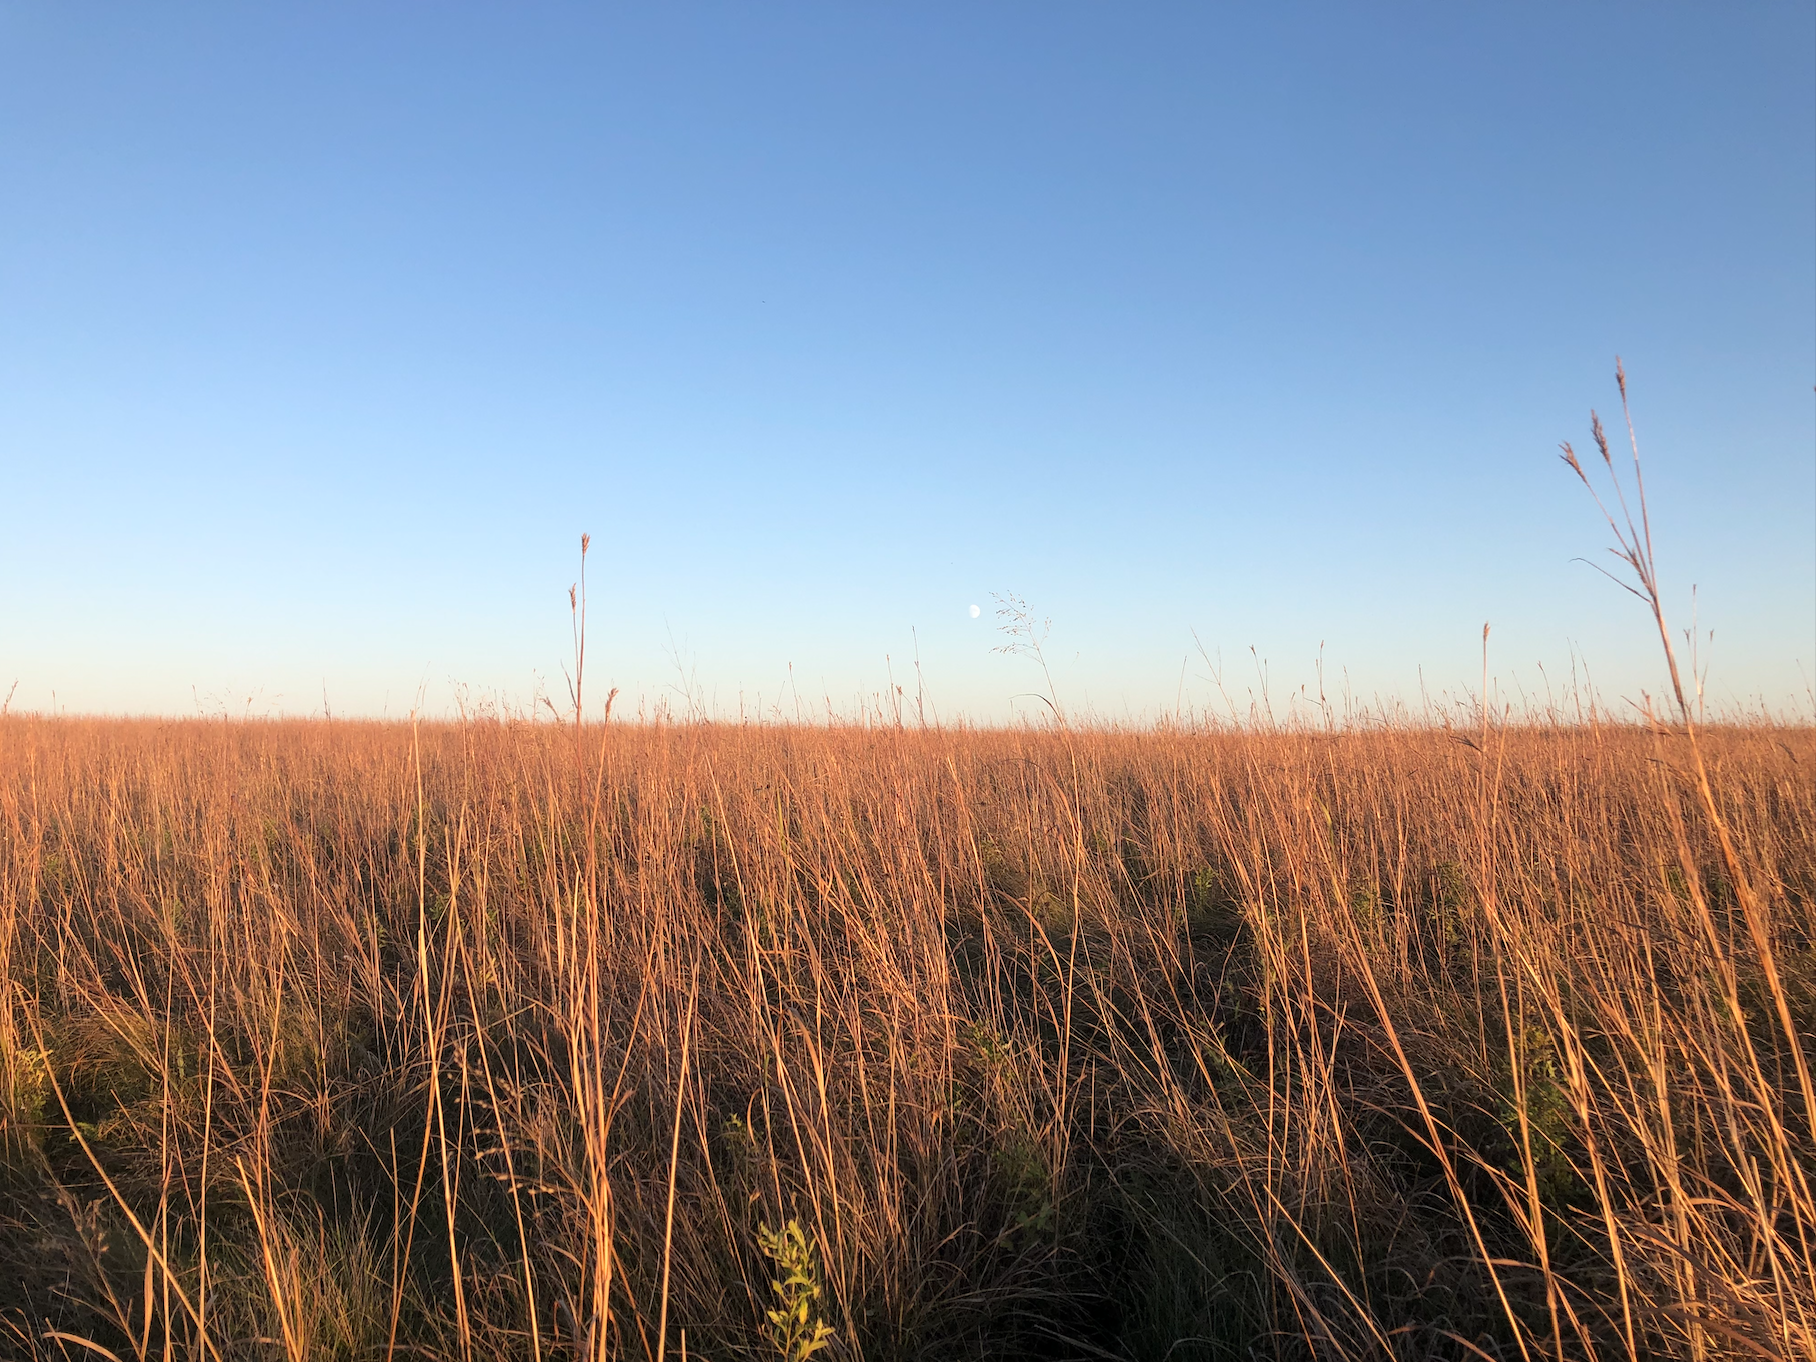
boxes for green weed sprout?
[756,1220,835,1362]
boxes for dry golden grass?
[0,708,1811,1361]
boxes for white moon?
[969,604,981,618]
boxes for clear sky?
[2,4,1812,723]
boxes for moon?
[969,604,981,618]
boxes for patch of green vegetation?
[757,1219,836,1362]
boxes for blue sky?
[2,3,1811,722]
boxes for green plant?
[756,1220,835,1362]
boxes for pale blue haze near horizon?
[2,4,1812,722]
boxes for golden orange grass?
[0,708,1810,1362]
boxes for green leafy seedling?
[756,1219,835,1362]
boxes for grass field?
[0,703,1811,1360]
